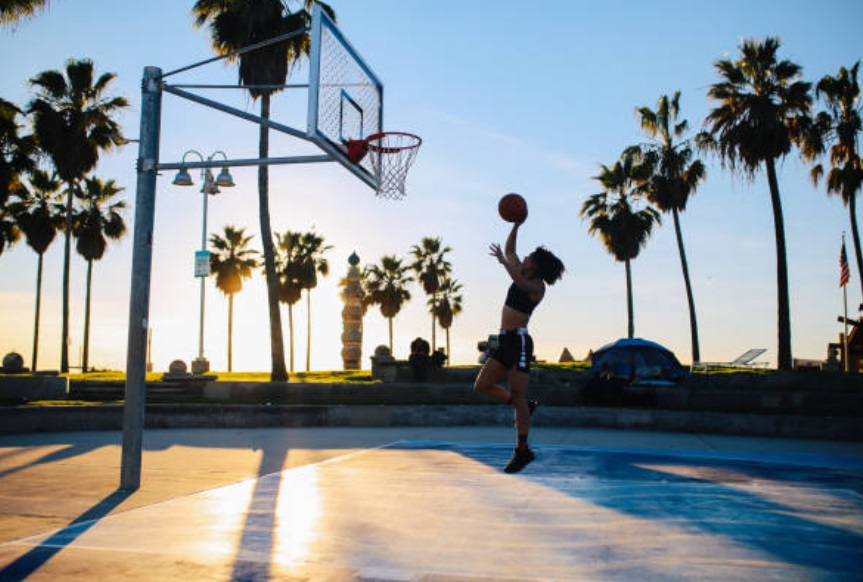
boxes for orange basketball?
[346,139,369,164]
[498,193,528,222]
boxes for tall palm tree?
[0,0,50,25]
[15,168,63,370]
[581,150,661,338]
[73,176,127,372]
[27,58,127,372]
[804,61,863,302]
[1,97,35,255]
[432,276,463,364]
[297,229,331,372]
[274,230,303,372]
[410,236,452,352]
[632,92,706,363]
[209,225,259,372]
[192,0,335,382]
[699,37,811,371]
[0,97,35,207]
[363,255,413,353]
[0,201,21,257]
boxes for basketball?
[346,139,369,164]
[498,193,528,223]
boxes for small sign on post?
[194,250,210,278]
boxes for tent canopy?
[590,338,687,384]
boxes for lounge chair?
[692,348,768,372]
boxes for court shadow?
[228,438,290,580]
[0,488,132,580]
[0,441,105,481]
[398,441,863,577]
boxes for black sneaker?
[504,446,535,473]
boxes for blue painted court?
[2,435,861,580]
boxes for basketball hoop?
[347,132,422,200]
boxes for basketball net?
[365,132,422,201]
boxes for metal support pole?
[198,176,209,361]
[121,66,162,491]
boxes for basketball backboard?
[307,4,383,190]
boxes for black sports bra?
[505,283,538,315]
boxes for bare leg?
[473,358,511,402]
[502,368,536,473]
[507,369,530,438]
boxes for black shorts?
[489,330,534,372]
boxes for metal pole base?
[191,357,210,375]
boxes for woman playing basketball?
[474,219,565,473]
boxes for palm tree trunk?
[625,259,634,338]
[848,194,863,304]
[82,258,93,372]
[288,303,295,373]
[672,208,700,363]
[388,316,394,353]
[765,159,792,371]
[228,293,234,372]
[305,290,311,372]
[446,329,451,366]
[31,252,44,371]
[60,181,73,373]
[431,293,437,352]
[258,94,288,381]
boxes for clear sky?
[1,0,861,373]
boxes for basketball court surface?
[1,427,861,581]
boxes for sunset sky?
[1,0,861,373]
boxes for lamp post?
[172,150,234,374]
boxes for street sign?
[194,250,210,277]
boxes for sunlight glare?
[272,465,323,567]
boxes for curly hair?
[530,246,565,285]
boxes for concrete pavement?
[0,426,861,580]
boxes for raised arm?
[504,221,521,262]
[489,221,543,292]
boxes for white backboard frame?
[307,4,384,190]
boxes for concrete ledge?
[0,403,859,441]
[0,375,69,401]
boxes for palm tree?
[0,201,21,257]
[580,150,661,338]
[0,0,50,25]
[274,230,303,372]
[297,229,332,372]
[632,92,707,363]
[73,176,127,372]
[410,237,452,352]
[209,225,259,372]
[363,255,413,352]
[1,97,35,255]
[0,97,35,207]
[15,168,63,370]
[27,58,128,372]
[699,37,811,371]
[803,61,863,302]
[432,276,463,364]
[192,0,335,382]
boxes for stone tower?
[341,252,364,370]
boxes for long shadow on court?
[396,441,863,577]
[228,438,290,580]
[0,442,106,481]
[0,488,132,580]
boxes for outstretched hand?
[489,242,504,264]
